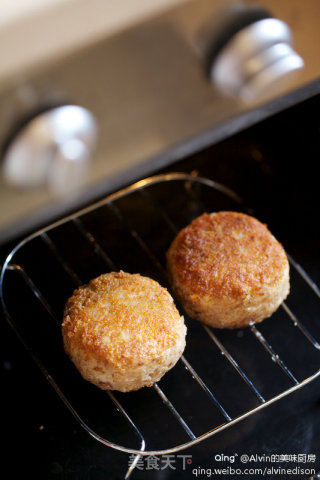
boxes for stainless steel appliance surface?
[1,1,320,479]
[0,0,319,243]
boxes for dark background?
[1,94,320,480]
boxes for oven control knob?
[2,105,97,196]
[210,17,304,101]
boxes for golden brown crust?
[62,271,186,391]
[166,211,290,329]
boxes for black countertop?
[1,94,320,480]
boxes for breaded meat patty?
[166,211,289,329]
[62,271,186,392]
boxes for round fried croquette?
[62,271,186,392]
[166,211,289,329]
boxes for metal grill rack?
[1,173,320,477]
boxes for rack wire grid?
[1,172,320,475]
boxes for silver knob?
[2,105,97,196]
[210,18,304,102]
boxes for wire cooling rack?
[1,173,320,471]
